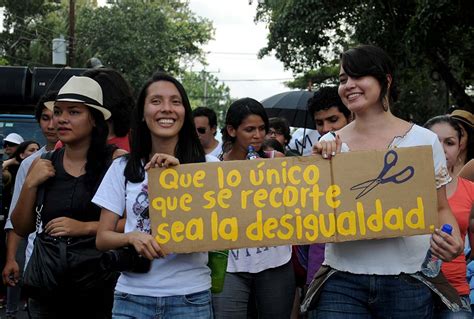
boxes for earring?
[382,95,390,112]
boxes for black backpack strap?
[34,151,55,232]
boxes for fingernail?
[331,152,336,156]
[323,153,327,158]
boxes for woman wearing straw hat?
[12,76,126,318]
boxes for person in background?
[449,109,474,176]
[449,109,474,312]
[2,91,58,319]
[2,141,40,188]
[193,106,223,157]
[213,98,293,319]
[261,138,285,154]
[1,137,35,312]
[292,86,352,319]
[305,86,352,282]
[266,117,298,156]
[288,128,320,156]
[82,68,133,152]
[307,86,352,137]
[306,44,462,317]
[424,115,473,318]
[2,134,24,158]
[1,140,40,317]
[12,76,125,318]
[94,72,215,318]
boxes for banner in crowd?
[148,146,437,253]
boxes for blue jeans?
[212,261,295,319]
[6,237,27,317]
[312,271,433,318]
[112,289,213,319]
[434,295,472,319]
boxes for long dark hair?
[222,97,269,155]
[124,72,205,183]
[12,141,40,162]
[340,45,398,105]
[82,68,134,137]
[84,107,116,191]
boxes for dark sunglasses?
[3,141,17,148]
[196,127,207,134]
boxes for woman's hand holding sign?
[126,231,166,260]
[145,153,180,170]
[312,133,343,159]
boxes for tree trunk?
[428,50,474,112]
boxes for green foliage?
[0,0,214,94]
[0,56,9,65]
[0,0,59,66]
[286,63,339,90]
[256,0,474,121]
[181,71,232,127]
[75,0,213,90]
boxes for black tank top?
[41,148,103,226]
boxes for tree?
[75,0,213,90]
[285,62,339,90]
[256,0,474,122]
[0,0,214,93]
[0,0,59,67]
[181,71,232,127]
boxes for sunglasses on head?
[196,127,207,134]
[3,141,17,148]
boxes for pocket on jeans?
[114,291,130,300]
[183,290,211,306]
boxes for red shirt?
[443,177,474,296]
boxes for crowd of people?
[0,44,473,319]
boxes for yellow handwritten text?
[151,193,193,218]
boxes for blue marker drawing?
[350,150,415,199]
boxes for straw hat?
[450,109,474,128]
[45,76,111,120]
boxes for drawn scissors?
[350,149,415,199]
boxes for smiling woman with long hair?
[93,72,216,318]
[304,45,464,318]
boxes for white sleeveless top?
[322,125,451,275]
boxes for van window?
[0,115,45,159]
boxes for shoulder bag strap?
[35,151,55,233]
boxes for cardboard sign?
[148,146,438,253]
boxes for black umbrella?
[261,90,315,129]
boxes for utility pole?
[68,0,75,66]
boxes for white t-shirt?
[208,141,223,158]
[5,146,46,267]
[288,128,320,156]
[227,245,292,273]
[322,125,451,275]
[92,155,218,297]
